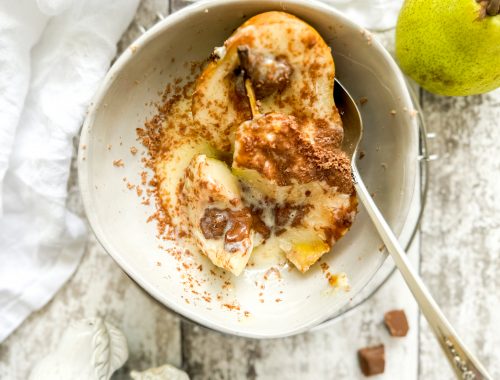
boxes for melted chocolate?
[237,45,293,99]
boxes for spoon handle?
[354,171,491,380]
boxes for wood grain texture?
[419,89,500,379]
[179,247,420,380]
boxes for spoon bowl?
[334,79,362,160]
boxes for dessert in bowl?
[151,11,356,277]
[78,0,419,338]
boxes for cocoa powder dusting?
[234,113,354,194]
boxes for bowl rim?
[78,0,418,339]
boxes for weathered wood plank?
[180,244,420,380]
[117,0,170,54]
[419,89,500,379]
[171,0,192,13]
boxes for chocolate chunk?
[200,208,228,239]
[237,45,293,99]
[274,204,293,227]
[358,344,385,377]
[200,207,252,247]
[251,209,271,239]
[384,309,409,337]
[224,208,252,244]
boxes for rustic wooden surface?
[0,1,499,379]
[419,90,500,379]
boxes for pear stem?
[245,78,260,118]
[477,0,500,17]
[486,0,500,16]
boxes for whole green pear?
[396,0,500,96]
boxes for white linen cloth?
[0,0,139,342]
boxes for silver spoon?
[334,79,491,380]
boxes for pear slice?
[155,138,218,223]
[232,113,356,272]
[276,189,356,272]
[233,159,356,272]
[278,229,331,273]
[192,11,343,152]
[178,155,253,276]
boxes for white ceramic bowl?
[78,0,419,338]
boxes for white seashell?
[29,318,128,380]
[130,364,190,380]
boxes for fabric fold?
[0,0,140,342]
[0,0,49,211]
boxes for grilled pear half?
[232,113,356,272]
[155,138,218,224]
[192,11,343,152]
[178,155,254,276]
